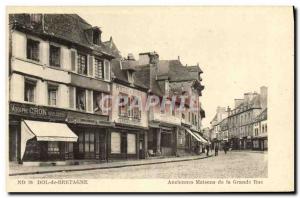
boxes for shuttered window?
[95,58,104,79]
[111,132,121,154]
[88,55,94,76]
[127,133,136,154]
[77,53,87,75]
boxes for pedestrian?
[224,144,227,154]
[215,144,219,156]
[206,145,210,156]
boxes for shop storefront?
[9,101,111,165]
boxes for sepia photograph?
[5,6,294,192]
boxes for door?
[139,134,145,159]
[99,133,107,160]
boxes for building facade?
[252,108,268,150]
[9,14,206,165]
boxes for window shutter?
[87,90,92,112]
[69,86,75,109]
[88,55,94,76]
[104,60,111,81]
[71,50,76,72]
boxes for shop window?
[95,58,104,79]
[78,133,84,153]
[49,45,61,67]
[161,133,172,147]
[24,79,36,102]
[65,142,73,159]
[48,84,58,106]
[127,134,136,154]
[27,38,40,61]
[111,132,121,154]
[84,132,95,158]
[48,142,60,155]
[76,88,86,111]
[77,53,87,75]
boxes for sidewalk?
[9,154,212,176]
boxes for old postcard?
[6,6,294,192]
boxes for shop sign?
[67,111,110,126]
[9,102,67,121]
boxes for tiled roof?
[103,37,122,58]
[10,14,115,57]
[186,65,203,73]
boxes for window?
[64,142,73,159]
[78,133,84,153]
[48,84,58,106]
[27,39,39,61]
[48,142,60,155]
[95,58,104,79]
[77,53,87,75]
[265,124,267,132]
[127,134,136,154]
[49,45,60,67]
[262,125,265,133]
[127,71,134,84]
[24,80,36,102]
[132,96,141,120]
[93,91,103,114]
[111,132,121,154]
[118,93,128,117]
[30,14,42,24]
[93,30,100,45]
[85,132,95,154]
[76,88,86,111]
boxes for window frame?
[24,79,37,103]
[76,87,86,111]
[49,44,61,68]
[47,83,58,106]
[77,53,88,76]
[26,38,40,62]
[94,57,104,79]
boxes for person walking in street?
[206,145,210,156]
[215,144,219,156]
[224,144,227,154]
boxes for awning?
[21,120,78,160]
[184,127,207,144]
[23,120,78,142]
[193,132,209,144]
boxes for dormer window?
[127,71,134,84]
[92,27,101,45]
[30,14,42,24]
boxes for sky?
[78,7,291,127]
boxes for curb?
[9,155,213,176]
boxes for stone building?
[227,86,268,150]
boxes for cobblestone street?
[12,151,267,179]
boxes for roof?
[186,65,203,73]
[10,14,115,57]
[254,108,267,122]
[111,59,148,89]
[103,37,122,58]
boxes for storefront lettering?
[9,102,66,120]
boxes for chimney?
[138,52,159,65]
[234,99,244,108]
[127,53,135,61]
[178,56,180,61]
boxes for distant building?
[252,108,268,150]
[210,106,228,148]
[227,86,268,150]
